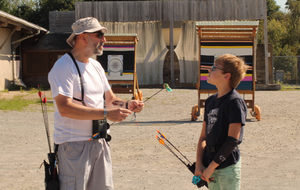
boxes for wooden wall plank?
[149,1,161,21]
[49,11,75,33]
[188,1,196,21]
[75,0,266,22]
[199,1,207,21]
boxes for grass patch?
[0,96,39,111]
[6,84,49,93]
[281,84,300,90]
[1,89,9,93]
[27,87,43,94]
[145,97,156,101]
[276,81,300,91]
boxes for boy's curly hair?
[215,54,249,89]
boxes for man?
[48,17,144,190]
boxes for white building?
[0,10,47,90]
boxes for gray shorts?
[58,139,113,190]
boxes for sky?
[275,0,287,10]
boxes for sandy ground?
[0,89,299,190]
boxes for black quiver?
[43,146,59,190]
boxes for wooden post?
[264,2,269,85]
[133,37,137,98]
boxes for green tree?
[9,1,36,22]
[285,0,300,9]
[34,0,75,29]
[285,0,300,55]
[0,0,10,13]
[268,19,290,55]
[258,0,286,45]
[267,0,281,20]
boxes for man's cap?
[66,17,108,47]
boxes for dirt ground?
[0,89,299,190]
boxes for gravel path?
[0,89,299,190]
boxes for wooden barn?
[21,11,74,88]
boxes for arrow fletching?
[42,97,47,103]
[163,83,172,92]
[155,135,165,145]
[159,138,165,145]
[157,130,167,139]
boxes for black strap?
[67,52,110,141]
[68,52,86,106]
[54,144,59,155]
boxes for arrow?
[38,85,51,154]
[155,135,188,166]
[157,130,193,165]
[144,81,175,103]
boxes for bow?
[155,131,215,188]
[111,82,174,126]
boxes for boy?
[195,54,248,190]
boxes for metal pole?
[170,2,174,85]
[170,22,174,85]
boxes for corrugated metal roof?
[196,20,259,27]
[0,10,48,32]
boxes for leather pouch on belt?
[92,120,110,140]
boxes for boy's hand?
[202,161,218,182]
[202,168,215,182]
[194,165,206,176]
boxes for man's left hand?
[127,100,144,113]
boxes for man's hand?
[127,100,144,113]
[107,108,132,122]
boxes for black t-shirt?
[203,89,247,169]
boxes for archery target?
[98,46,135,81]
[108,55,123,76]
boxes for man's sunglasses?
[87,31,104,38]
[95,31,104,38]
[211,65,224,72]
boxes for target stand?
[98,34,142,100]
[191,21,261,121]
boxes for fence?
[273,56,300,85]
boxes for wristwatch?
[126,100,129,109]
[104,108,107,120]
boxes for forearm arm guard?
[213,136,239,164]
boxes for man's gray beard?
[94,43,103,55]
[94,49,103,55]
